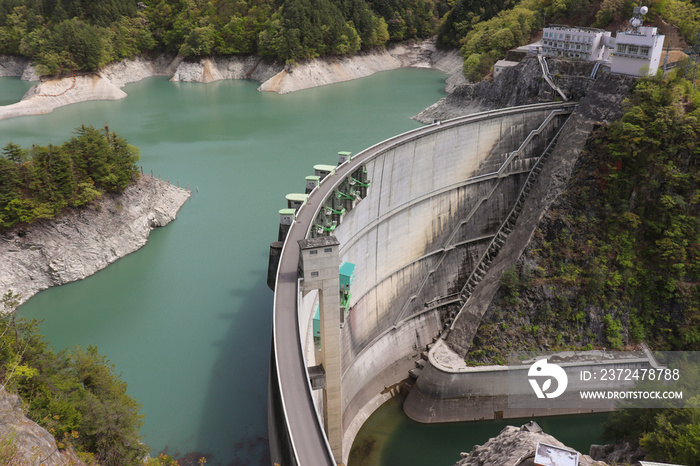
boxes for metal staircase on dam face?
[407,115,572,383]
[390,108,573,330]
[438,116,571,339]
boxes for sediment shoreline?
[0,176,190,306]
[0,41,462,121]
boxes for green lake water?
[348,396,611,466]
[0,70,454,464]
[0,76,33,106]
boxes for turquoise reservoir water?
[348,397,611,466]
[0,77,33,106]
[0,70,448,464]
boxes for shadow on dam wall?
[329,105,575,462]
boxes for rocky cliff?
[415,56,597,123]
[0,387,86,466]
[0,175,190,305]
[453,423,606,466]
[258,41,461,93]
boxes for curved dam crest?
[269,101,577,465]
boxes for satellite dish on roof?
[630,17,642,28]
[640,6,649,15]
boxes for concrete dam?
[267,101,578,466]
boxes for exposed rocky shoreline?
[0,41,462,121]
[415,55,599,123]
[0,175,190,306]
[453,423,608,466]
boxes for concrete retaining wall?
[404,345,660,423]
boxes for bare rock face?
[415,56,598,123]
[453,425,608,466]
[170,55,283,84]
[0,176,190,306]
[0,387,86,466]
[258,41,454,94]
[0,55,35,79]
[100,54,183,88]
[590,442,646,465]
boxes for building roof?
[286,193,309,202]
[546,24,607,34]
[339,262,355,278]
[298,236,340,250]
[534,442,579,466]
[495,59,519,67]
[661,49,688,65]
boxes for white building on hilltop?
[537,6,665,77]
[611,6,665,76]
[541,25,612,61]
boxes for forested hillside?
[0,0,446,74]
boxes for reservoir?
[1,70,451,464]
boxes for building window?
[310,250,318,255]
[311,271,319,277]
[324,247,333,253]
[627,45,639,54]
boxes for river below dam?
[1,71,609,465]
[348,396,611,465]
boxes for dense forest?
[2,0,700,78]
[0,125,140,230]
[0,0,446,74]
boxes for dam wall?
[268,102,576,466]
[332,109,573,462]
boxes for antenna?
[629,5,648,33]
